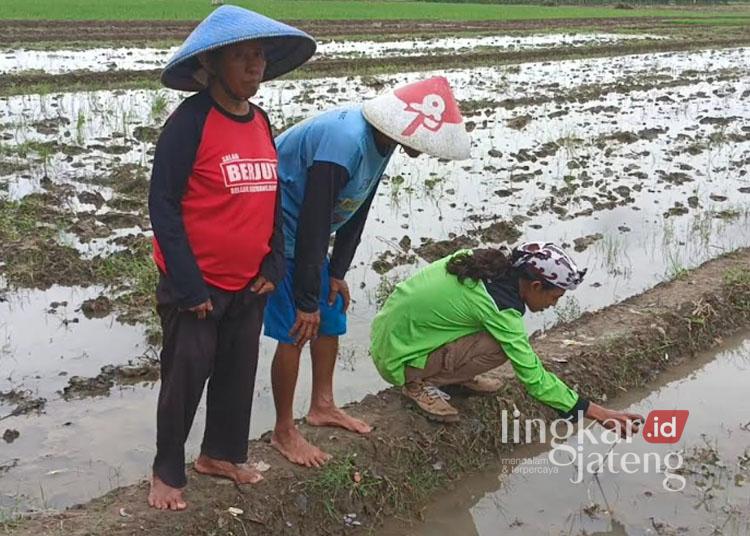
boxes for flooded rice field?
[315,32,665,59]
[400,334,750,536]
[0,32,664,75]
[0,43,749,515]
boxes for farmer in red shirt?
[147,6,314,510]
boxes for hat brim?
[362,96,471,161]
[162,35,315,92]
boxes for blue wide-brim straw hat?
[162,5,316,91]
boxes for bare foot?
[307,406,372,434]
[270,426,331,468]
[193,454,264,484]
[148,475,187,511]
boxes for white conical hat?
[362,76,470,161]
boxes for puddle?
[0,33,665,75]
[0,285,386,512]
[0,285,148,398]
[0,47,173,75]
[395,335,750,536]
[0,46,749,514]
[313,32,665,59]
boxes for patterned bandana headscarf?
[511,241,587,291]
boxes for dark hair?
[445,248,511,285]
[446,248,558,289]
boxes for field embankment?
[5,249,750,536]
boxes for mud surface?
[0,34,667,77]
[0,389,46,420]
[1,23,749,533]
[397,334,750,536]
[5,249,750,536]
[3,33,750,96]
[0,46,749,512]
[61,356,159,400]
[0,18,692,46]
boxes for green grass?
[302,454,384,521]
[669,15,750,25]
[1,0,747,21]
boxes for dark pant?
[152,274,266,488]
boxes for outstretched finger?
[289,319,303,340]
[306,321,320,346]
[341,286,351,312]
[618,416,640,437]
[328,286,337,307]
[295,322,313,348]
[261,282,275,294]
[294,329,309,348]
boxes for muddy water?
[0,286,386,512]
[0,46,749,513]
[394,335,750,536]
[0,33,664,75]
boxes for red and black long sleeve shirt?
[148,91,285,308]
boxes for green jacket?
[370,252,586,415]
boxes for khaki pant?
[405,331,508,386]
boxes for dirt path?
[5,249,750,535]
[0,18,686,46]
[2,32,749,97]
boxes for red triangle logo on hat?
[393,76,463,137]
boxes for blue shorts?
[264,257,347,344]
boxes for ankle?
[273,422,297,435]
[310,393,336,412]
[309,398,336,413]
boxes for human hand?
[188,299,213,320]
[289,309,320,348]
[250,275,275,295]
[586,403,644,438]
[328,277,351,312]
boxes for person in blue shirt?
[264,76,471,467]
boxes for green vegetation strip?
[1,0,746,21]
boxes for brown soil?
[573,233,604,252]
[3,33,750,96]
[8,249,750,536]
[0,390,46,420]
[61,357,160,400]
[373,219,522,273]
[79,295,113,318]
[0,18,692,46]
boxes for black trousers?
[152,274,266,488]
